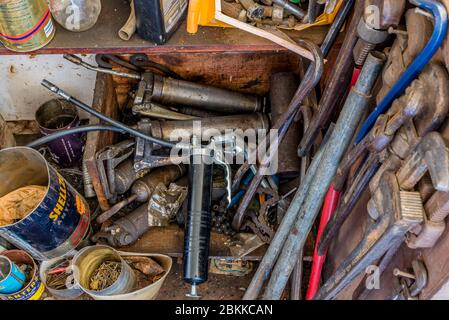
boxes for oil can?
[0,0,55,52]
[134,0,187,44]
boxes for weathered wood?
[0,113,15,149]
[84,73,119,211]
[122,225,267,261]
[111,51,302,109]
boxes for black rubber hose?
[26,125,126,148]
[41,79,177,149]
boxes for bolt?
[353,39,376,66]
[393,268,416,280]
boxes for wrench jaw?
[397,132,449,192]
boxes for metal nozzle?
[41,79,72,101]
[41,79,59,94]
[63,54,141,80]
[186,284,201,299]
[63,54,83,65]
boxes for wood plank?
[84,73,119,211]
[122,225,267,261]
[0,0,328,56]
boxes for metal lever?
[63,54,142,80]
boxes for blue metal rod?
[355,0,448,144]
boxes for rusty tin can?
[0,0,55,52]
[0,147,91,261]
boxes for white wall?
[0,54,97,121]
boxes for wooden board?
[0,0,329,56]
[122,225,267,261]
[111,50,302,108]
[84,73,119,211]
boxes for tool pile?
[1,0,449,301]
[219,0,337,28]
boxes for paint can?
[35,99,85,167]
[0,255,27,294]
[0,147,90,261]
[0,0,55,53]
[72,245,136,299]
[0,250,44,300]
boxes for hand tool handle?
[183,151,214,298]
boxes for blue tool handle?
[355,0,448,144]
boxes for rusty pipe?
[270,72,301,180]
[298,0,364,157]
[232,40,324,232]
[262,51,385,300]
[150,74,263,114]
[233,1,355,232]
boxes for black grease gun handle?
[183,151,214,299]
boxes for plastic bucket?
[0,147,91,261]
[0,250,44,300]
[0,255,27,294]
[112,251,172,300]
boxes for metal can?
[0,147,91,261]
[0,250,44,300]
[0,0,55,52]
[0,255,27,294]
[35,99,85,167]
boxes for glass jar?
[48,0,102,32]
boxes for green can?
[0,0,55,52]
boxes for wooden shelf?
[0,0,327,55]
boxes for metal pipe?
[231,0,354,230]
[272,0,306,20]
[64,54,142,80]
[149,113,270,141]
[316,154,380,256]
[298,0,363,157]
[243,133,328,300]
[241,4,355,299]
[270,72,301,179]
[306,0,320,23]
[152,74,262,114]
[262,52,385,300]
[232,40,324,231]
[290,250,303,300]
[355,0,448,144]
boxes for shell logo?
[75,195,86,215]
